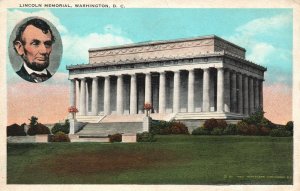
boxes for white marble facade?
[67,35,266,118]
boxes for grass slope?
[7,135,293,184]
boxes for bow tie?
[30,72,48,82]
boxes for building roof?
[66,35,266,72]
[88,35,246,53]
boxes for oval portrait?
[8,16,63,83]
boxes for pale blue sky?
[7,8,292,87]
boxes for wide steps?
[175,112,245,120]
[101,113,174,123]
[150,113,176,121]
[76,115,105,123]
[101,114,144,122]
[76,122,143,135]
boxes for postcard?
[0,0,299,191]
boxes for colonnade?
[69,67,263,116]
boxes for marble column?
[231,71,237,113]
[243,75,249,115]
[188,69,195,112]
[75,80,80,110]
[79,78,86,115]
[259,80,264,108]
[159,72,166,113]
[249,77,254,114]
[202,68,210,112]
[224,69,230,112]
[116,75,124,114]
[217,68,224,112]
[104,76,111,115]
[69,79,76,107]
[91,77,99,115]
[237,73,243,114]
[145,73,152,104]
[255,78,260,111]
[130,74,137,114]
[173,70,180,113]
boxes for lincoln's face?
[14,25,53,71]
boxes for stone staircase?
[150,113,177,121]
[72,113,174,142]
[100,113,175,123]
[76,122,143,136]
[101,114,144,123]
[174,112,245,120]
[76,115,105,123]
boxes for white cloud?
[248,43,276,64]
[226,12,292,64]
[225,12,292,87]
[228,13,291,47]
[62,32,133,63]
[236,13,291,37]
[7,9,68,34]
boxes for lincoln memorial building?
[67,35,266,124]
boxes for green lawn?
[7,135,293,184]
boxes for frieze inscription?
[89,39,214,58]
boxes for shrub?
[50,131,70,142]
[248,124,259,135]
[27,123,50,136]
[223,124,237,135]
[151,120,172,135]
[237,122,260,136]
[203,119,227,132]
[137,132,156,142]
[286,121,293,134]
[258,117,276,129]
[151,121,189,135]
[216,119,227,129]
[259,126,271,136]
[237,121,249,135]
[203,118,218,131]
[211,128,224,136]
[51,120,70,134]
[243,109,276,130]
[244,108,264,125]
[270,128,292,137]
[192,127,210,135]
[51,123,63,134]
[7,123,26,136]
[109,133,122,142]
[169,122,189,134]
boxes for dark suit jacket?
[16,65,52,83]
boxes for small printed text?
[19,4,125,8]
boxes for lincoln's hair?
[13,18,55,46]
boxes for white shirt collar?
[23,62,48,75]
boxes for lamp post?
[143,103,153,132]
[68,106,78,119]
[143,103,152,117]
[68,106,78,134]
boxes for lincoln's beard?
[22,54,50,72]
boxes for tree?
[286,121,293,134]
[29,116,38,127]
[243,107,264,125]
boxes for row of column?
[224,70,263,115]
[69,68,263,116]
